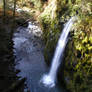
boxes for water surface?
[13,22,65,92]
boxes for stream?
[13,21,65,92]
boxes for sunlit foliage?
[39,0,92,92]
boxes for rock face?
[0,21,20,92]
[38,0,92,92]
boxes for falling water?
[41,16,77,87]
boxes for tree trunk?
[13,0,16,17]
[10,0,17,39]
[3,0,6,16]
[21,0,25,7]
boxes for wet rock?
[4,78,26,92]
[33,43,38,47]
[15,18,28,27]
[15,69,21,74]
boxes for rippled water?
[13,22,65,92]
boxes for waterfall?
[40,16,77,87]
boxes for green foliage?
[39,0,92,91]
[38,0,62,63]
[28,0,43,11]
[63,1,92,91]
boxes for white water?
[13,21,64,92]
[41,16,77,87]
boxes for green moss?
[38,0,92,91]
[64,15,92,92]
